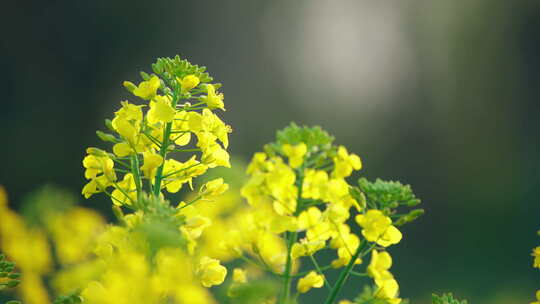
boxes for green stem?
[153,88,179,196]
[322,241,367,304]
[130,154,143,202]
[309,254,332,290]
[280,231,298,304]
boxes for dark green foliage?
[432,293,468,304]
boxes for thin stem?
[280,231,298,304]
[153,85,179,196]
[322,240,367,304]
[130,154,143,203]
[309,254,333,290]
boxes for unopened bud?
[123,81,137,93]
[96,131,117,143]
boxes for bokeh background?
[1,1,539,303]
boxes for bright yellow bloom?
[232,268,247,283]
[331,234,361,268]
[291,238,325,259]
[297,271,324,293]
[111,173,136,206]
[355,209,402,247]
[532,246,540,268]
[197,256,227,287]
[339,301,353,304]
[333,146,362,178]
[374,278,401,304]
[302,169,328,199]
[298,207,322,230]
[132,75,160,100]
[82,153,116,181]
[178,74,200,91]
[201,178,229,197]
[82,175,112,198]
[201,84,225,111]
[147,95,176,124]
[367,250,394,283]
[282,143,307,168]
[531,290,540,304]
[140,151,164,179]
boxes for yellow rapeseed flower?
[297,271,324,293]
[132,75,160,100]
[178,74,200,91]
[355,209,402,247]
[282,143,307,168]
[201,84,225,111]
[532,246,540,268]
[197,256,227,287]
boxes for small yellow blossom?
[147,95,176,124]
[291,238,325,259]
[531,290,540,304]
[140,151,164,179]
[333,146,362,178]
[355,209,402,247]
[232,268,247,283]
[282,143,307,168]
[82,153,116,181]
[178,74,200,91]
[374,278,402,304]
[201,84,225,111]
[197,256,227,287]
[132,75,160,100]
[201,178,229,197]
[367,250,394,283]
[532,246,540,268]
[297,271,324,293]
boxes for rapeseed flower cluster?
[233,124,422,304]
[0,56,429,304]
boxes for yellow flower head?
[367,250,393,283]
[201,84,225,111]
[178,74,200,91]
[355,210,402,247]
[200,178,229,198]
[140,151,164,179]
[333,146,362,178]
[297,271,324,293]
[197,256,227,287]
[132,75,161,100]
[282,143,307,168]
[532,246,540,269]
[147,95,176,124]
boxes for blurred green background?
[1,1,539,303]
